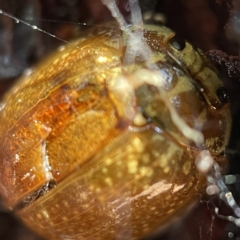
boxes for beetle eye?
[169,37,186,51]
[216,87,229,104]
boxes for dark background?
[0,0,240,239]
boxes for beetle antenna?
[0,9,76,47]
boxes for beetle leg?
[215,207,240,227]
[207,162,240,223]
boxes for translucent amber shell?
[0,25,230,239]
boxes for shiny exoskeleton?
[0,24,231,239]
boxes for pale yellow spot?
[95,187,101,193]
[101,168,108,174]
[101,73,107,79]
[41,210,49,219]
[62,53,69,58]
[97,56,108,63]
[182,161,191,175]
[158,156,168,168]
[132,137,145,153]
[81,192,89,201]
[133,113,147,126]
[105,177,113,186]
[140,166,153,177]
[53,58,60,64]
[105,157,113,165]
[128,160,138,174]
[163,166,170,174]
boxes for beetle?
[0,1,232,239]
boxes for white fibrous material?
[195,150,214,174]
[102,0,204,146]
